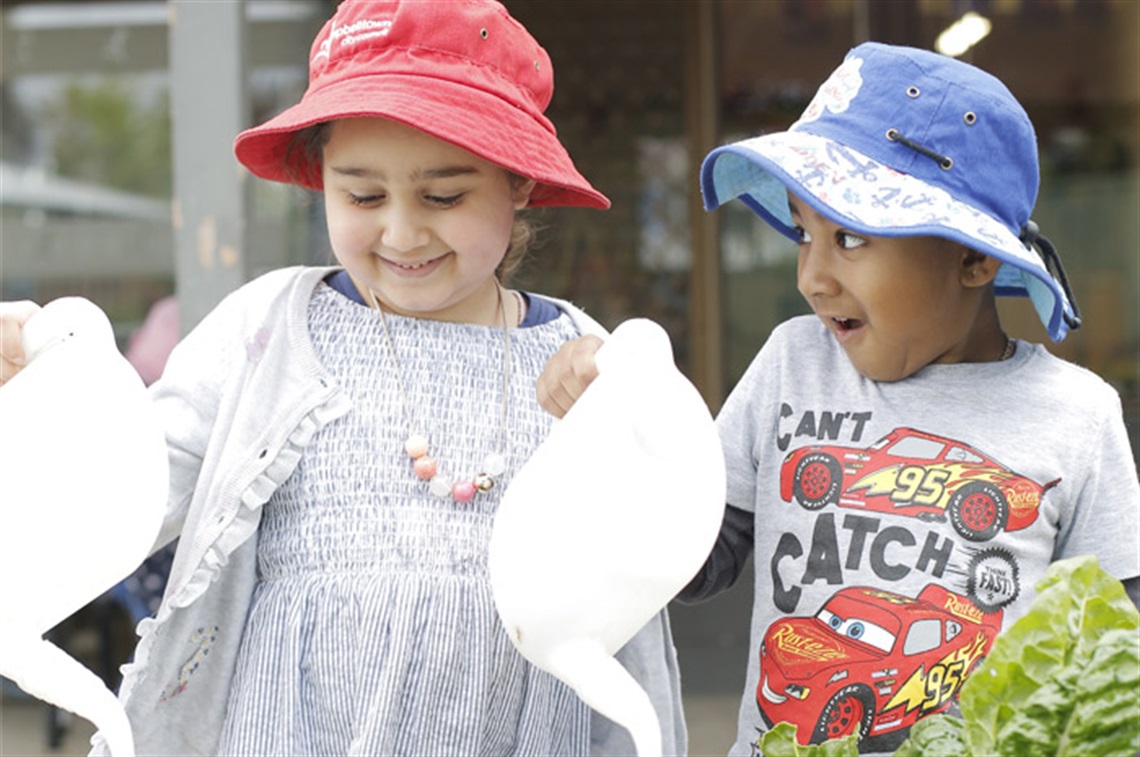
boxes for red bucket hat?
[234,0,608,209]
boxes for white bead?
[405,433,429,458]
[429,475,453,499]
[483,452,506,476]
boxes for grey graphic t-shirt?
[716,315,1140,756]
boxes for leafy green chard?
[759,722,859,756]
[894,555,1140,756]
[891,715,967,756]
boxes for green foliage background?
[45,77,171,199]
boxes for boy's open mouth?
[832,316,863,332]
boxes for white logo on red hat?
[313,18,394,64]
[793,56,864,129]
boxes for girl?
[1,1,686,754]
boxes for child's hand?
[536,334,603,418]
[0,301,42,386]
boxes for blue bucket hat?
[701,41,1081,342]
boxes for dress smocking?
[217,283,589,755]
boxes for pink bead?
[413,455,437,480]
[452,481,476,503]
[405,434,429,459]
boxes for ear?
[512,178,537,210]
[960,247,1001,288]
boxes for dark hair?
[286,121,535,283]
[283,122,329,189]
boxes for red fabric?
[233,0,608,209]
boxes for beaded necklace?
[368,286,512,503]
[1000,335,1016,361]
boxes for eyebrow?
[327,165,482,181]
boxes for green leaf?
[893,714,968,756]
[950,555,1140,756]
[759,722,860,757]
[1060,628,1140,756]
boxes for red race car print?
[780,427,1059,541]
[757,585,1002,746]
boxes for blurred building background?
[2,0,1137,753]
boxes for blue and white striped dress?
[218,283,590,755]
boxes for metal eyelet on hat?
[964,111,977,125]
[886,128,900,141]
[480,28,489,39]
[939,156,954,170]
[906,85,921,98]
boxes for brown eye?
[837,231,866,250]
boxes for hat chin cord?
[1020,220,1082,331]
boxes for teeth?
[398,261,429,270]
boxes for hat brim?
[234,72,609,210]
[701,131,1075,342]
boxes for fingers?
[536,334,604,418]
[0,300,42,385]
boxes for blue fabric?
[325,270,559,326]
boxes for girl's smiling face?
[321,117,533,324]
[791,194,1004,382]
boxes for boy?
[539,41,1139,755]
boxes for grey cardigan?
[92,266,687,756]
